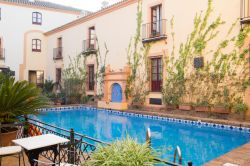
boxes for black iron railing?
[53,47,63,60]
[0,48,5,60]
[82,38,97,53]
[241,0,250,24]
[142,19,167,42]
[20,117,108,165]
[18,117,192,166]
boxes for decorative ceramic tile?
[39,106,250,133]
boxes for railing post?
[146,128,151,148]
[24,116,29,137]
[188,161,193,166]
[69,128,75,164]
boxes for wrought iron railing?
[241,0,250,24]
[20,117,108,165]
[0,48,5,60]
[53,47,63,60]
[142,19,167,42]
[82,38,97,53]
[18,117,192,166]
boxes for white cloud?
[45,0,122,12]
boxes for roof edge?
[0,0,82,15]
[44,0,138,36]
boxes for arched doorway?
[111,83,122,103]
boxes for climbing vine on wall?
[62,40,108,103]
[79,39,108,100]
[95,39,109,98]
[125,0,151,104]
[163,0,250,111]
[63,54,87,103]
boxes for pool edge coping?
[38,105,250,134]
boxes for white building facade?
[0,0,85,80]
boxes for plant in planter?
[0,74,49,146]
[211,87,231,114]
[195,99,211,112]
[179,101,194,111]
[162,93,180,110]
[86,136,157,166]
[54,92,65,105]
[179,79,195,111]
[232,98,248,120]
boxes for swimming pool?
[35,107,250,165]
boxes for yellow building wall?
[20,30,47,81]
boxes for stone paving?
[1,154,53,166]
[204,142,250,166]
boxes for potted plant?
[211,87,230,114]
[195,100,211,112]
[0,74,49,146]
[232,98,248,120]
[179,102,193,111]
[163,94,179,111]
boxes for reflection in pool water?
[35,108,250,165]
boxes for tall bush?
[86,136,157,166]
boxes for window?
[151,58,162,92]
[0,38,3,59]
[32,39,41,52]
[28,70,44,87]
[57,37,62,48]
[32,12,42,25]
[88,65,95,91]
[151,5,162,36]
[56,68,62,83]
[88,26,95,49]
[36,71,44,85]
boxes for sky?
[46,0,122,12]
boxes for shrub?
[232,98,248,113]
[0,75,49,123]
[86,136,157,166]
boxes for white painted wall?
[0,3,80,79]
[45,0,242,97]
[46,2,138,81]
[164,0,240,60]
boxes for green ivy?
[163,0,250,111]
[125,0,151,104]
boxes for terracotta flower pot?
[195,106,210,112]
[179,105,193,111]
[211,106,229,114]
[0,127,18,146]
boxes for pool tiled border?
[38,106,250,134]
[39,106,250,133]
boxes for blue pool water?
[35,108,250,166]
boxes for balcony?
[53,47,63,60]
[241,0,250,24]
[82,38,97,54]
[142,19,167,43]
[0,48,5,61]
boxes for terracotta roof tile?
[1,0,83,13]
